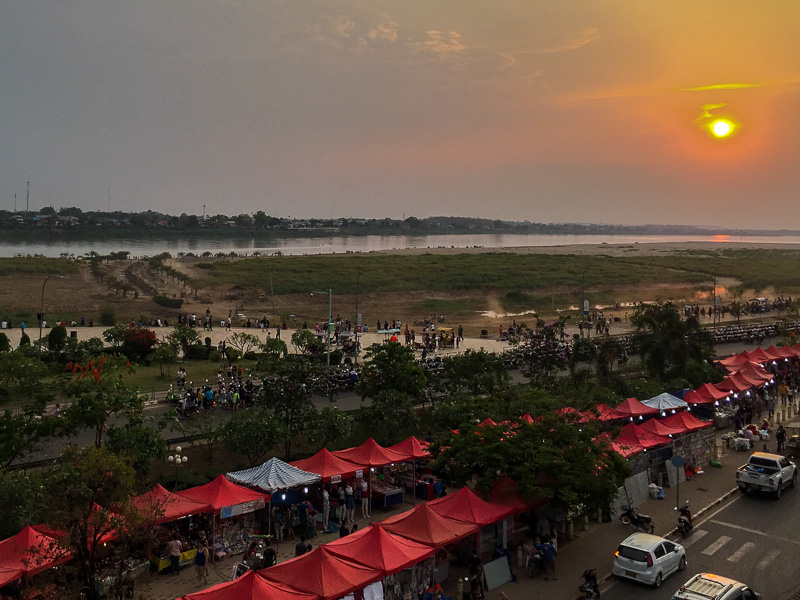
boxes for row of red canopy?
[289,436,430,482]
[180,487,515,600]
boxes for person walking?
[540,537,557,580]
[194,540,209,585]
[262,539,277,567]
[168,534,183,575]
[776,423,787,453]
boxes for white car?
[613,532,686,588]
[672,573,760,600]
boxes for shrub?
[19,332,30,347]
[208,349,221,362]
[99,306,116,326]
[243,350,258,361]
[0,333,9,353]
[184,345,210,360]
[154,295,183,309]
[225,348,242,362]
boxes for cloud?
[537,27,599,55]
[683,83,763,92]
[369,22,399,42]
[332,15,356,38]
[410,30,465,54]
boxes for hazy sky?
[3,1,800,228]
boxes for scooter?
[677,501,693,537]
[619,505,654,533]
[578,568,600,599]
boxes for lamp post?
[168,446,189,489]
[311,289,333,367]
[581,266,589,337]
[37,274,64,374]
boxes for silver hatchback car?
[613,532,687,588]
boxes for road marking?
[701,535,731,556]
[757,549,781,570]
[681,529,708,549]
[727,542,755,562]
[709,520,800,547]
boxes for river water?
[4,232,800,258]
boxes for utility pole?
[26,181,29,216]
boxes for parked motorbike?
[619,505,654,533]
[677,501,693,537]
[578,568,600,599]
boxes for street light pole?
[37,274,63,374]
[355,271,366,365]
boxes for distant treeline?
[1,206,797,238]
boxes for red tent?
[615,398,659,419]
[331,437,409,467]
[181,570,319,600]
[639,418,688,436]
[520,413,535,424]
[592,403,626,421]
[616,422,670,450]
[661,412,714,432]
[428,487,514,526]
[695,383,729,402]
[290,449,362,482]
[387,436,431,460]
[260,548,382,600]
[742,348,772,363]
[765,345,798,360]
[0,525,69,588]
[596,431,644,458]
[131,484,211,524]
[717,353,752,369]
[733,364,773,384]
[176,475,268,513]
[556,407,595,423]
[682,390,713,406]
[324,525,433,575]
[380,504,478,548]
[715,371,761,393]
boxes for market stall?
[180,570,320,600]
[428,487,514,552]
[176,475,269,562]
[0,525,69,589]
[332,438,409,511]
[259,547,383,600]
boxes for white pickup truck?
[735,452,797,498]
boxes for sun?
[710,119,734,138]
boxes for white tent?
[641,392,688,412]
[227,457,321,493]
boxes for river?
[4,232,800,258]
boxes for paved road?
[599,485,800,600]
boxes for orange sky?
[3,1,800,227]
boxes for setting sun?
[711,119,734,138]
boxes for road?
[599,486,800,600]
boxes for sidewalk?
[485,429,747,600]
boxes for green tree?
[0,332,10,353]
[355,342,427,401]
[0,470,44,539]
[227,332,262,356]
[166,324,201,356]
[356,389,419,446]
[436,349,510,396]
[595,336,624,379]
[19,331,30,346]
[39,446,142,600]
[149,342,178,377]
[62,356,143,447]
[291,329,323,355]
[47,324,68,357]
[0,407,59,471]
[221,406,285,466]
[260,357,320,457]
[305,406,353,451]
[431,414,630,515]
[0,350,38,395]
[630,302,713,381]
[182,412,226,461]
[105,417,167,477]
[102,323,129,349]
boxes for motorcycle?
[677,501,693,537]
[578,568,600,599]
[619,505,654,533]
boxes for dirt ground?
[0,241,787,338]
